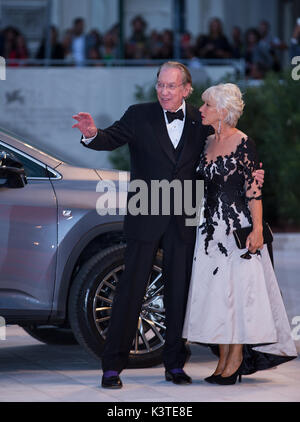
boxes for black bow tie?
[166,109,184,124]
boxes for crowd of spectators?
[0,15,299,79]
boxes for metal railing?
[4,57,246,76]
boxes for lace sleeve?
[241,138,262,202]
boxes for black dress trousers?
[101,215,195,373]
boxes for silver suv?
[0,128,165,368]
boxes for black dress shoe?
[101,374,123,389]
[165,370,192,385]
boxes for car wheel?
[68,244,165,368]
[22,324,78,345]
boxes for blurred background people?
[71,17,87,66]
[195,17,232,59]
[148,29,162,59]
[36,26,64,63]
[86,28,102,62]
[3,26,29,66]
[125,15,148,59]
[180,31,193,59]
[245,27,273,79]
[159,29,173,59]
[257,20,286,72]
[100,31,118,60]
[290,20,300,59]
[0,28,4,57]
[1,10,297,77]
[230,26,243,59]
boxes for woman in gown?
[182,83,297,385]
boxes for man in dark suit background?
[72,61,263,389]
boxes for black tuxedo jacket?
[82,101,210,243]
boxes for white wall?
[0,65,235,169]
[0,66,155,169]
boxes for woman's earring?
[217,119,221,135]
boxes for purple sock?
[103,370,118,378]
[169,368,184,374]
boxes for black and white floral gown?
[183,136,297,374]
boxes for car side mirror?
[0,151,27,188]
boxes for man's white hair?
[157,61,194,97]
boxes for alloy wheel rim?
[92,264,165,355]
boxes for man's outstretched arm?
[72,107,135,151]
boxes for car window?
[0,144,49,178]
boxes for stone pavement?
[0,234,299,402]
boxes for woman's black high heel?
[213,361,243,385]
[204,374,221,384]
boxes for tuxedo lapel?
[148,102,201,168]
[149,102,176,165]
[176,103,199,168]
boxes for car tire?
[22,324,78,345]
[68,244,165,368]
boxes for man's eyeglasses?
[240,250,261,260]
[156,82,184,91]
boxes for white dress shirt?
[163,100,186,149]
[82,100,186,147]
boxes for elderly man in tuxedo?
[72,61,264,389]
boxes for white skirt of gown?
[182,204,298,361]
